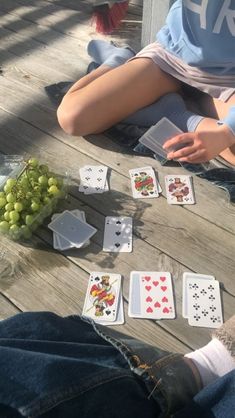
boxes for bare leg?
[57,58,181,136]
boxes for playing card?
[138,117,183,158]
[48,210,97,247]
[79,165,108,194]
[129,271,175,319]
[186,278,223,328]
[182,273,215,318]
[165,175,195,204]
[129,166,159,199]
[52,210,91,250]
[103,216,133,253]
[82,272,121,322]
[98,293,124,325]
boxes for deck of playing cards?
[182,273,223,328]
[79,165,109,194]
[103,216,133,253]
[82,272,124,325]
[138,117,183,159]
[129,271,175,319]
[129,166,161,199]
[48,210,97,250]
[165,175,195,204]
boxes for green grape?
[25,214,34,226]
[4,184,12,194]
[0,192,5,198]
[28,170,39,181]
[20,225,32,239]
[39,164,49,174]
[5,202,14,211]
[0,197,7,209]
[3,211,10,221]
[9,224,20,235]
[0,221,10,233]
[48,177,57,186]
[31,201,40,212]
[9,210,20,223]
[43,196,51,205]
[6,193,16,203]
[26,192,33,200]
[14,202,24,212]
[6,178,17,190]
[38,175,48,186]
[48,185,59,196]
[28,158,38,168]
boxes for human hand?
[163,125,235,164]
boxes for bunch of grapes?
[0,158,65,240]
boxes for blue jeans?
[0,312,234,418]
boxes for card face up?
[165,175,195,204]
[186,278,223,328]
[129,271,175,319]
[182,273,215,318]
[129,166,159,199]
[103,216,133,253]
[138,117,183,158]
[79,165,108,194]
[48,210,97,247]
[82,272,122,322]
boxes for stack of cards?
[129,271,175,319]
[165,175,195,204]
[182,273,223,328]
[82,272,124,325]
[138,117,183,159]
[79,165,109,194]
[103,216,133,253]
[48,209,97,251]
[129,166,161,199]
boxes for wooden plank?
[0,234,189,353]
[142,0,172,46]
[1,52,234,240]
[0,82,234,296]
[0,294,20,320]
[0,109,234,350]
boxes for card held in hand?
[82,272,121,322]
[165,175,195,205]
[186,278,223,328]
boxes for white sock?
[185,338,235,387]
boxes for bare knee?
[57,98,95,137]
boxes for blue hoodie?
[157,0,235,75]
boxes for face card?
[98,293,124,326]
[138,117,183,158]
[129,271,175,319]
[187,278,223,328]
[182,273,215,318]
[129,166,159,199]
[82,272,121,322]
[165,175,195,205]
[103,216,133,253]
[79,165,108,194]
[48,210,97,247]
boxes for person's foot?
[87,39,135,68]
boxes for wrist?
[217,124,235,147]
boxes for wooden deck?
[0,0,234,355]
